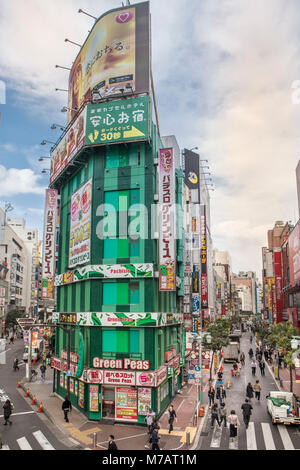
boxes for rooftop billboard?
[67,1,150,123]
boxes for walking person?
[40,363,47,380]
[108,435,118,451]
[168,405,177,434]
[253,380,262,401]
[248,348,253,359]
[13,357,19,372]
[219,403,227,427]
[151,426,160,451]
[227,410,240,442]
[62,396,72,423]
[3,399,13,425]
[260,360,265,376]
[145,409,156,449]
[246,382,254,402]
[210,403,221,428]
[208,386,215,407]
[240,352,245,366]
[250,359,256,376]
[241,399,253,429]
[216,385,226,406]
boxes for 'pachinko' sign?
[69,179,92,268]
[159,148,176,291]
[200,204,208,309]
[42,189,58,299]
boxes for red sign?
[165,349,176,363]
[274,251,283,321]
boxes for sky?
[0,0,300,280]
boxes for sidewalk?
[267,354,300,397]
[17,367,213,451]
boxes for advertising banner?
[295,357,300,384]
[200,204,208,309]
[69,179,92,268]
[86,95,149,146]
[192,294,200,314]
[202,350,210,371]
[42,189,58,299]
[67,2,150,123]
[55,263,154,286]
[184,149,200,190]
[50,108,87,185]
[274,250,283,319]
[138,388,152,415]
[89,385,99,412]
[288,221,300,286]
[159,148,176,291]
[115,387,138,421]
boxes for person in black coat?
[246,383,254,402]
[151,426,160,451]
[241,399,253,429]
[3,400,13,425]
[108,435,118,451]
[62,396,72,423]
[168,405,177,433]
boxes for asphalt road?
[197,330,300,451]
[0,339,69,450]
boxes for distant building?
[231,271,257,315]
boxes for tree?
[227,314,241,332]
[5,310,22,331]
[252,317,270,352]
[266,322,300,392]
[202,318,230,382]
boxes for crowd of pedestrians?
[208,323,268,442]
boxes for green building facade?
[50,114,185,423]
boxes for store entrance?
[102,387,115,419]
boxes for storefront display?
[115,387,138,421]
[138,388,152,415]
[79,381,85,408]
[89,385,99,412]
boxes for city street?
[0,339,70,450]
[197,331,300,450]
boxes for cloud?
[0,165,45,196]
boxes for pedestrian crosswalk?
[1,430,55,451]
[207,422,300,450]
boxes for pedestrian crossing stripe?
[156,427,197,443]
[208,422,297,450]
[1,430,55,451]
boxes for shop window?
[105,145,139,169]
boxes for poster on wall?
[138,388,152,415]
[60,373,64,388]
[69,378,74,394]
[159,148,176,291]
[89,385,99,412]
[200,204,208,309]
[75,381,79,397]
[69,178,92,268]
[115,387,138,421]
[79,381,85,408]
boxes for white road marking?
[17,437,33,450]
[246,422,257,450]
[210,423,222,448]
[33,430,55,450]
[229,436,239,450]
[0,411,35,418]
[0,444,10,450]
[278,425,295,450]
[261,423,276,450]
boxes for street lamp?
[78,8,97,20]
[64,38,82,48]
[41,169,50,174]
[61,106,78,113]
[55,88,68,93]
[38,157,51,162]
[51,124,66,132]
[41,140,56,146]
[55,65,71,71]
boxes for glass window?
[103,330,117,352]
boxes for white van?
[23,339,44,362]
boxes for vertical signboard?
[69,179,92,268]
[159,148,176,291]
[42,189,58,299]
[288,221,300,287]
[200,204,208,309]
[274,250,283,322]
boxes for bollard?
[93,432,97,448]
[186,431,190,446]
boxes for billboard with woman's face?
[67,2,150,123]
